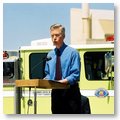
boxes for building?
[70,3,114,44]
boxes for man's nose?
[53,36,57,40]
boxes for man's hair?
[50,24,65,38]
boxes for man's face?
[50,28,64,48]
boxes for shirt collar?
[55,42,67,55]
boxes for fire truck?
[3,42,114,114]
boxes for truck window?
[84,51,114,80]
[3,62,14,83]
[29,53,48,79]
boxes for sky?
[3,3,114,50]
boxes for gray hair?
[50,24,65,38]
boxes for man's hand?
[58,79,69,84]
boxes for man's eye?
[51,34,60,37]
[56,34,60,37]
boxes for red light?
[3,51,9,59]
[105,35,114,42]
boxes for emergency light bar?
[105,34,114,42]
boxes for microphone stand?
[34,87,37,114]
[27,87,32,114]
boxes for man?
[44,24,81,114]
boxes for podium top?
[15,79,70,89]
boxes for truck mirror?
[104,52,112,74]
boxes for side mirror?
[104,52,112,74]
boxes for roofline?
[70,44,114,49]
[20,44,114,51]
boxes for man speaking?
[44,24,81,114]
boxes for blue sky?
[3,3,114,50]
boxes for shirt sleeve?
[65,51,81,85]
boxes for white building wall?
[91,10,114,39]
[70,8,114,45]
[70,9,84,44]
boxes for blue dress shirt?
[44,43,81,85]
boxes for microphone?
[31,56,52,73]
[45,56,52,61]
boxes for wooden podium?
[15,79,69,114]
[15,79,69,89]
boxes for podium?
[15,79,69,114]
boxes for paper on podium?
[15,79,70,89]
